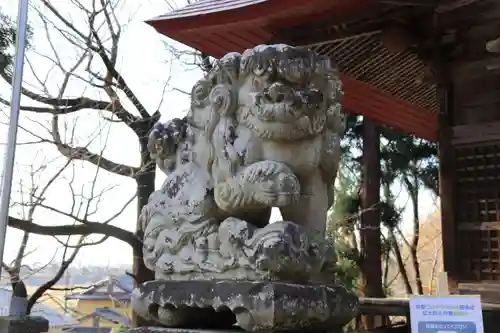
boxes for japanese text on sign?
[409,295,484,333]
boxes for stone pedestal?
[0,316,49,333]
[132,280,358,332]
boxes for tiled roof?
[65,274,134,300]
[93,308,131,326]
[0,288,78,328]
[65,292,131,301]
[149,0,265,21]
[77,307,130,327]
[113,275,134,292]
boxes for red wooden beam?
[342,75,437,141]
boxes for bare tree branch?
[7,216,141,250]
[0,75,139,125]
[0,2,165,320]
[52,141,139,177]
[39,0,151,120]
[86,13,150,119]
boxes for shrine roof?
[147,0,373,56]
[147,0,441,140]
[150,0,266,21]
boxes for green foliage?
[333,237,361,291]
[328,113,439,298]
[379,201,401,230]
[0,8,33,77]
[340,114,363,169]
[0,10,16,76]
[380,128,438,195]
[327,158,362,292]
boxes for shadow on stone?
[151,305,236,329]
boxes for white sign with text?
[409,295,484,333]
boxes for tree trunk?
[383,244,390,289]
[132,122,157,327]
[381,181,412,295]
[407,175,424,294]
[134,139,155,285]
[360,118,385,329]
[389,228,413,294]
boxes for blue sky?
[0,0,438,269]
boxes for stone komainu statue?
[132,44,357,333]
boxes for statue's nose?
[266,82,293,103]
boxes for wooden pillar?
[435,61,458,292]
[360,118,385,329]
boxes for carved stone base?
[131,280,359,332]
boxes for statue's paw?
[254,172,301,207]
[252,183,279,206]
[273,191,301,207]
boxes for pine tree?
[329,113,438,296]
[381,129,438,294]
[0,10,16,77]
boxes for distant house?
[65,274,133,310]
[76,307,131,327]
[0,288,78,333]
[64,275,133,330]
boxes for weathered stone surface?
[131,280,358,332]
[141,44,345,282]
[141,209,336,282]
[0,316,49,333]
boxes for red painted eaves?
[147,0,371,33]
[342,75,436,141]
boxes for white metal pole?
[0,0,30,279]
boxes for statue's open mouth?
[252,88,323,123]
[252,100,301,123]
